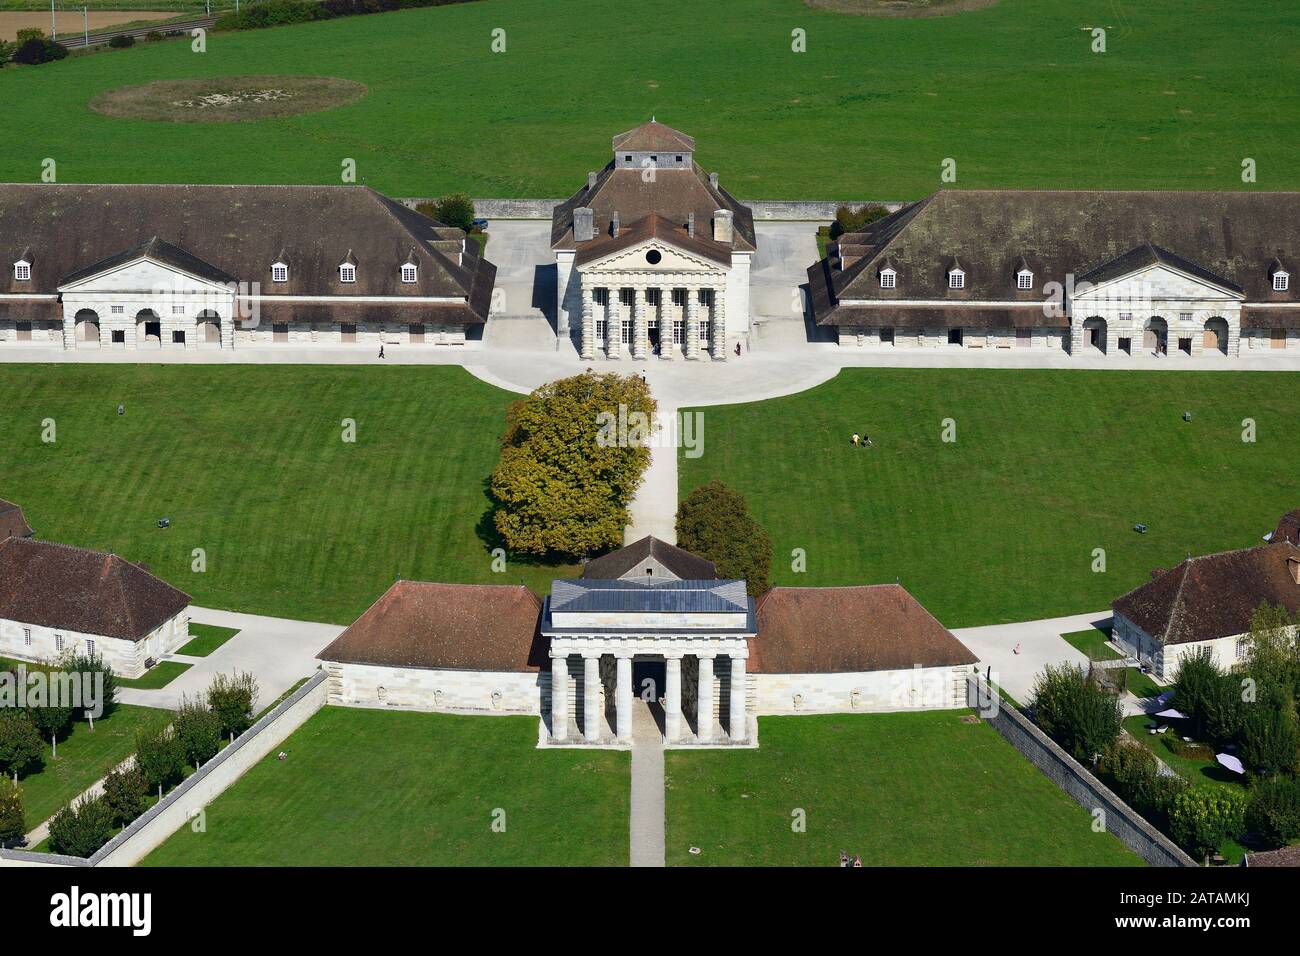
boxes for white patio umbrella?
[1155,708,1189,719]
[1216,753,1245,775]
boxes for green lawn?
[17,704,173,827]
[0,365,576,624]
[666,712,1140,866]
[0,0,1295,196]
[1062,627,1122,662]
[1120,668,1165,700]
[177,623,240,657]
[679,369,1299,628]
[140,707,630,866]
[114,660,191,689]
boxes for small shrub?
[1167,738,1215,761]
[208,671,259,737]
[174,694,221,766]
[101,764,149,828]
[0,780,25,845]
[10,37,68,66]
[1245,775,1300,848]
[1029,663,1123,762]
[1169,787,1246,861]
[0,710,44,778]
[431,192,475,232]
[135,726,184,793]
[108,34,136,49]
[47,794,115,857]
[145,31,164,42]
[829,203,892,239]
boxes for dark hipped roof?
[1077,241,1242,293]
[1112,542,1300,646]
[574,212,733,267]
[0,499,33,540]
[61,235,236,288]
[1274,510,1300,546]
[550,578,748,614]
[808,189,1300,327]
[552,145,756,254]
[319,581,546,672]
[0,183,494,323]
[581,535,718,581]
[612,120,695,153]
[0,537,190,641]
[750,585,978,674]
[1245,845,1300,867]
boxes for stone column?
[550,654,568,742]
[616,655,633,742]
[696,654,714,743]
[583,653,601,742]
[605,290,620,360]
[61,309,75,351]
[580,284,595,360]
[660,287,674,360]
[711,286,727,360]
[729,655,747,742]
[664,655,682,742]
[632,286,648,360]
[685,290,701,360]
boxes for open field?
[140,707,630,866]
[0,365,576,624]
[0,9,176,39]
[0,0,1295,196]
[666,712,1141,866]
[679,369,1300,628]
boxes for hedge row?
[215,0,480,31]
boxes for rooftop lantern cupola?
[611,116,695,170]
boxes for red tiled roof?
[0,499,32,540]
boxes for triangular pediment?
[578,238,726,274]
[58,256,234,294]
[1074,262,1245,302]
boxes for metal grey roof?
[550,578,748,614]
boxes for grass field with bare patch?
[89,75,368,123]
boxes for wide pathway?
[118,606,342,711]
[953,609,1114,704]
[629,699,666,868]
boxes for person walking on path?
[379,345,386,360]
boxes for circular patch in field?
[805,0,999,17]
[89,75,368,123]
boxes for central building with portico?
[551,120,757,361]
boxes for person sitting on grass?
[851,433,860,446]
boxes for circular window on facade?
[645,249,662,265]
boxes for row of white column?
[579,284,726,362]
[550,652,747,745]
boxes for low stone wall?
[397,198,906,222]
[0,671,329,868]
[967,676,1195,867]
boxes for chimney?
[712,209,733,245]
[687,212,695,238]
[587,171,597,191]
[1288,556,1300,585]
[611,211,620,238]
[709,171,719,190]
[573,207,595,243]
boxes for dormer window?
[271,263,288,283]
[1274,271,1290,292]
[948,268,965,290]
[879,268,896,289]
[1016,269,1033,290]
[339,263,356,283]
[14,261,30,282]
[401,263,418,284]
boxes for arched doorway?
[1203,317,1229,355]
[73,309,100,348]
[136,309,161,348]
[1143,317,1168,355]
[1082,316,1107,353]
[196,310,222,347]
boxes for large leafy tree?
[675,480,773,595]
[1241,602,1300,702]
[490,372,656,559]
[1029,663,1123,762]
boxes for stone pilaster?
[659,287,674,360]
[616,655,632,742]
[664,655,682,742]
[580,284,595,361]
[583,654,601,741]
[711,287,727,360]
[696,654,714,742]
[605,292,619,360]
[632,287,648,360]
[551,654,568,741]
[729,655,747,742]
[685,291,701,360]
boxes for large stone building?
[0,534,191,679]
[808,190,1300,357]
[1111,518,1300,681]
[319,536,978,748]
[552,121,757,361]
[0,184,495,351]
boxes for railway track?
[59,14,218,48]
